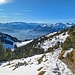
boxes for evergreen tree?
[0,41,5,61]
[6,47,13,63]
[29,49,34,56]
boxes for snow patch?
[15,40,33,47]
[63,48,73,57]
[40,32,69,51]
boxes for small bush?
[38,54,45,64]
[47,47,53,52]
[12,61,28,71]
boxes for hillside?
[0,32,21,49]
[0,26,75,75]
[0,48,73,75]
[58,26,75,74]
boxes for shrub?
[38,54,45,64]
[47,47,53,52]
[62,37,72,50]
[0,41,5,61]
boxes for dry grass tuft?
[58,50,65,60]
[38,71,46,75]
[37,67,43,71]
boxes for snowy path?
[44,49,73,75]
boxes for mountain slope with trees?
[0,26,75,74]
[58,26,75,73]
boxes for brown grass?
[38,71,46,75]
[58,50,65,60]
[61,50,75,74]
[37,67,43,71]
[72,50,75,64]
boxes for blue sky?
[0,0,75,23]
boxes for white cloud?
[0,0,13,5]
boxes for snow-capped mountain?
[36,22,75,32]
[29,22,75,34]
[0,22,74,31]
[0,22,75,40]
[0,22,39,30]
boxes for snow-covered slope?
[40,32,69,51]
[0,48,73,75]
[0,31,74,75]
[15,40,33,47]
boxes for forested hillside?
[0,26,75,75]
[57,26,75,73]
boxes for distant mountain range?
[0,22,39,30]
[0,22,75,40]
[34,22,75,31]
[0,22,74,30]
